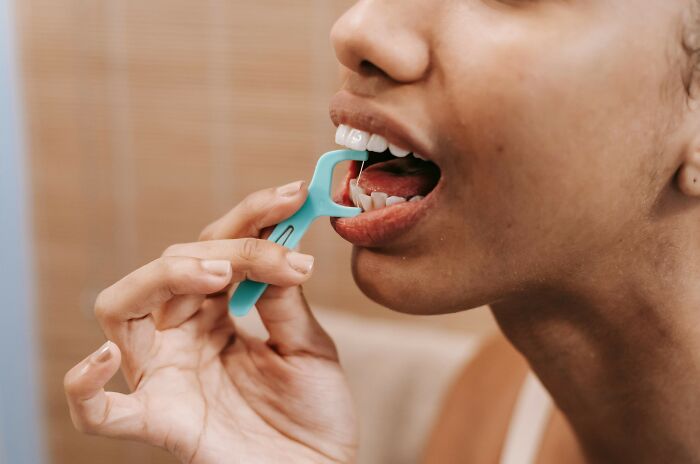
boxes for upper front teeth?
[336,124,420,158]
[366,134,388,152]
[346,128,370,151]
[388,144,410,157]
[334,125,350,145]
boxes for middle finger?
[199,181,308,241]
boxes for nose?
[330,0,431,84]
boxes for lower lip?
[330,166,441,247]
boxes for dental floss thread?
[357,160,366,184]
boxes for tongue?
[357,157,440,198]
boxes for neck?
[491,237,700,463]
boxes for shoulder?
[421,335,530,464]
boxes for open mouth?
[336,124,441,210]
[331,123,443,247]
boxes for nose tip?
[330,1,431,84]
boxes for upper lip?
[329,90,435,162]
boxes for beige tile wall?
[19,1,495,462]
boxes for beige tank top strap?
[499,372,553,464]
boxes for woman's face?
[329,0,692,314]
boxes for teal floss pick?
[228,149,369,316]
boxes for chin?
[350,246,487,315]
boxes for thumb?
[64,341,146,440]
[256,285,338,361]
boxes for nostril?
[359,60,388,78]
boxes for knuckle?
[237,194,255,214]
[162,243,185,257]
[64,375,99,435]
[72,417,89,433]
[63,370,77,395]
[248,217,269,238]
[156,256,180,280]
[198,223,215,241]
[73,416,97,435]
[156,256,193,294]
[239,237,262,262]
[240,188,273,214]
[93,289,113,321]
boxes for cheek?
[350,4,678,310]
[432,23,666,267]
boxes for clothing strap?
[499,372,553,464]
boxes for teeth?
[335,124,424,159]
[386,196,407,206]
[339,124,434,212]
[349,180,424,212]
[371,191,388,209]
[358,193,373,212]
[366,134,388,153]
[349,179,365,206]
[335,124,350,145]
[349,179,358,204]
[388,143,411,158]
[346,128,370,151]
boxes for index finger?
[199,180,308,241]
[93,257,234,388]
[94,256,233,325]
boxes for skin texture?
[66,0,700,462]
[330,0,700,462]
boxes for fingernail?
[202,259,232,277]
[286,252,314,275]
[92,341,113,363]
[277,180,305,197]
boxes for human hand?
[64,181,357,464]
